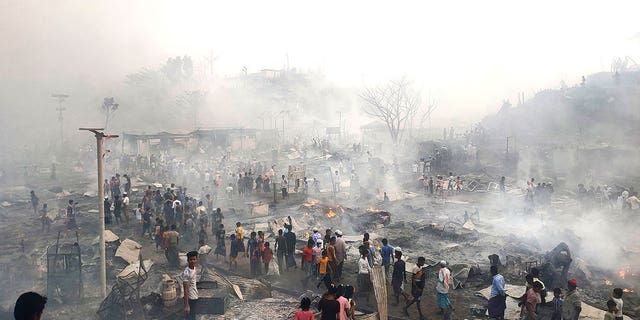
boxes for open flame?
[367,207,381,213]
[604,279,613,286]
[304,199,319,207]
[326,209,337,218]
[623,288,634,293]
[619,266,630,280]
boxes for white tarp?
[115,239,142,264]
[92,229,119,245]
[117,259,153,279]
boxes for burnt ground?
[0,168,639,319]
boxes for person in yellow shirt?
[235,222,244,241]
[316,250,332,290]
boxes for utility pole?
[79,128,118,299]
[52,94,68,146]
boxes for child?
[235,222,244,240]
[604,299,618,320]
[551,288,563,320]
[316,250,331,290]
[294,297,315,320]
[262,242,273,274]
[612,288,624,320]
[312,240,323,274]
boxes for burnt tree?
[360,77,421,144]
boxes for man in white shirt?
[436,260,453,317]
[122,193,130,224]
[183,251,199,320]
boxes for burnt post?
[80,127,118,298]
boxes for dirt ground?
[1,163,638,319]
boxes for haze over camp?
[1,1,640,320]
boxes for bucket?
[162,279,177,307]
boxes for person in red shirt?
[525,281,543,319]
[294,297,315,320]
[262,242,273,274]
[302,239,314,271]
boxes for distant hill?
[481,71,640,148]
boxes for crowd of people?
[18,148,637,320]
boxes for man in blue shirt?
[379,238,394,283]
[488,265,506,319]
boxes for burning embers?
[619,265,630,280]
[602,265,635,293]
[326,206,345,218]
[304,199,319,207]
[604,280,635,292]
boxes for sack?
[267,259,280,276]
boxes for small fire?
[304,199,319,207]
[623,288,634,293]
[619,266,630,280]
[604,279,613,286]
[367,207,381,213]
[326,209,337,218]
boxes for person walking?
[488,265,507,319]
[404,256,427,320]
[391,249,410,305]
[380,238,394,283]
[436,260,453,319]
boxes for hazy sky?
[2,0,639,119]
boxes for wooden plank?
[371,266,387,320]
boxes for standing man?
[123,174,131,195]
[40,204,51,233]
[284,225,297,270]
[281,175,288,199]
[211,208,223,235]
[165,225,180,267]
[391,248,410,305]
[104,196,112,225]
[311,227,322,246]
[274,229,287,271]
[246,231,260,276]
[404,256,427,320]
[436,260,453,319]
[562,278,582,320]
[122,193,130,224]
[488,265,506,319]
[380,238,394,283]
[67,199,77,229]
[29,190,39,216]
[334,230,347,282]
[113,195,122,225]
[142,208,152,238]
[182,251,199,320]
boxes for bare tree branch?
[360,77,421,144]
